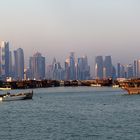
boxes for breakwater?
[0,79,118,89]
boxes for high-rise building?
[77,56,90,80]
[69,52,76,80]
[126,64,133,78]
[14,48,24,80]
[134,60,140,78]
[64,58,70,80]
[112,66,116,79]
[51,58,64,80]
[0,41,9,79]
[134,60,138,78]
[104,56,112,78]
[117,63,121,78]
[29,52,45,80]
[95,56,103,79]
[9,51,13,77]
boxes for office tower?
[134,60,140,78]
[104,56,112,78]
[77,56,90,80]
[64,58,70,80]
[29,52,45,80]
[117,63,121,78]
[46,65,53,80]
[95,56,103,79]
[120,64,125,78]
[9,51,13,77]
[126,64,133,78]
[69,52,76,80]
[0,41,9,79]
[14,48,24,80]
[134,60,138,78]
[51,58,64,80]
[112,66,116,79]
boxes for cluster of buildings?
[117,61,140,79]
[1,40,140,81]
[95,56,116,79]
[46,52,90,80]
[0,41,90,81]
[95,55,140,79]
[0,41,45,81]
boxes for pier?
[0,79,118,89]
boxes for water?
[0,87,140,140]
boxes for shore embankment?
[0,79,118,89]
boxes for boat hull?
[0,91,33,101]
[123,87,140,94]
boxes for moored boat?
[119,79,140,94]
[90,84,101,87]
[0,91,33,101]
[0,87,11,91]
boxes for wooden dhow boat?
[119,79,140,94]
[0,91,33,101]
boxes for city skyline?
[0,0,140,66]
[1,40,140,80]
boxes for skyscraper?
[0,41,9,79]
[95,56,103,79]
[126,64,133,78]
[134,60,140,78]
[64,58,70,80]
[51,58,64,80]
[77,56,90,80]
[69,52,76,80]
[29,52,45,80]
[104,56,112,78]
[14,48,24,80]
[117,63,121,78]
[9,51,13,77]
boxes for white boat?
[0,87,11,91]
[0,91,33,101]
[90,84,101,87]
[112,85,119,88]
[0,94,26,101]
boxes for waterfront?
[0,87,140,140]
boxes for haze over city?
[0,0,140,66]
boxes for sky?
[0,0,140,69]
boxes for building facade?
[95,56,103,79]
[14,48,24,80]
[0,41,9,79]
[29,52,45,80]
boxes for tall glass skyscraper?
[95,56,103,79]
[0,41,9,79]
[29,52,45,80]
[69,52,76,80]
[104,56,112,78]
[133,60,140,78]
[14,48,24,80]
[77,56,90,80]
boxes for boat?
[112,85,119,88]
[90,84,101,87]
[0,91,33,101]
[0,87,11,91]
[119,79,140,94]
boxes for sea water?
[0,87,140,140]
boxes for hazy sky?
[0,0,140,67]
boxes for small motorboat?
[0,91,33,101]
